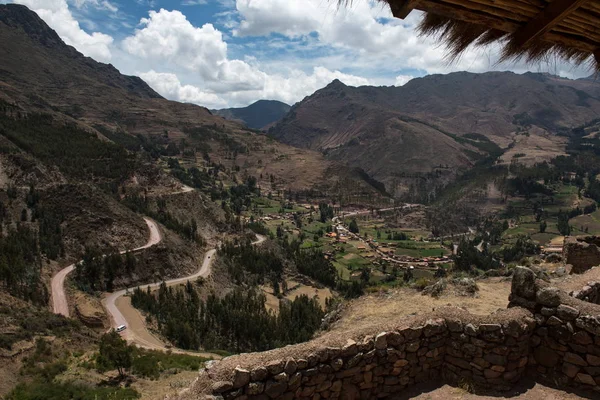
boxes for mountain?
[212,100,291,130]
[269,73,600,198]
[0,4,386,201]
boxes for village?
[244,198,456,287]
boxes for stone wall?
[510,266,600,390]
[564,236,600,274]
[178,308,534,400]
[178,267,600,399]
[570,281,600,304]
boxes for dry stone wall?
[510,266,600,390]
[564,236,600,274]
[179,266,600,399]
[179,308,534,400]
[570,281,600,304]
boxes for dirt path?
[102,234,266,358]
[50,198,266,358]
[340,204,420,218]
[51,217,161,317]
[101,249,218,357]
[168,184,194,195]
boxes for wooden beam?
[510,0,589,48]
[410,0,599,52]
[389,0,414,19]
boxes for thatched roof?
[351,0,600,71]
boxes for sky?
[2,0,595,108]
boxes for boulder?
[536,287,561,307]
[232,367,250,389]
[511,267,536,300]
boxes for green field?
[570,209,600,235]
[248,197,307,216]
[342,217,429,241]
[395,247,449,258]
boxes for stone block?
[246,382,265,395]
[511,266,536,299]
[536,288,561,307]
[562,363,580,378]
[484,353,507,366]
[587,354,600,366]
[212,381,234,394]
[284,359,297,375]
[265,360,285,375]
[564,352,588,367]
[576,373,597,386]
[233,367,251,389]
[557,305,579,321]
[374,332,387,350]
[251,367,268,381]
[483,369,502,379]
[533,347,559,367]
[265,380,288,398]
[573,331,593,346]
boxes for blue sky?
[4,0,594,108]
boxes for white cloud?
[122,10,227,81]
[139,70,228,108]
[233,1,465,73]
[394,75,413,86]
[10,0,594,110]
[13,0,113,62]
[181,0,207,5]
[71,0,118,13]
[233,0,594,77]
[235,0,321,37]
[121,9,372,107]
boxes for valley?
[2,2,600,400]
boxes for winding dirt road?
[102,248,217,355]
[51,217,162,317]
[103,234,265,357]
[51,203,266,357]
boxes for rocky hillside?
[269,73,600,197]
[0,4,386,201]
[213,100,291,130]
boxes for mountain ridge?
[269,70,600,198]
[212,99,291,130]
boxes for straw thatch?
[340,0,600,71]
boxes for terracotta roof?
[356,0,600,71]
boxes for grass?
[130,348,208,380]
[248,197,307,216]
[7,382,140,400]
[530,232,560,245]
[395,247,449,258]
[332,261,351,280]
[391,240,450,258]
[570,208,600,235]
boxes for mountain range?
[0,3,383,201]
[268,73,600,197]
[212,100,291,130]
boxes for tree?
[557,210,571,236]
[539,220,547,233]
[360,267,371,284]
[348,219,359,234]
[97,331,132,377]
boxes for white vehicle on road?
[116,324,127,333]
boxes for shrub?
[413,277,433,291]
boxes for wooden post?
[389,0,414,19]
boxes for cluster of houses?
[332,224,451,267]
